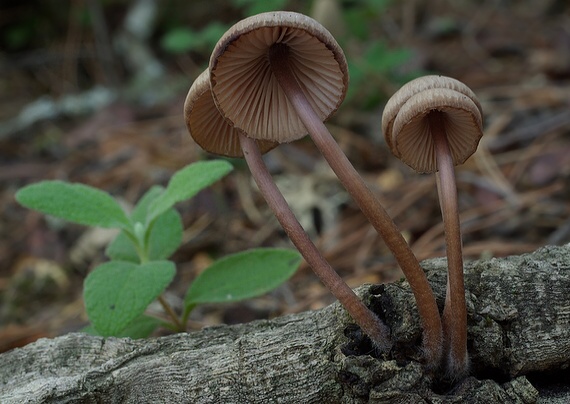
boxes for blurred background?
[1,0,569,351]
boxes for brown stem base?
[430,111,468,376]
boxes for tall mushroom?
[382,75,484,376]
[208,11,442,368]
[185,69,391,351]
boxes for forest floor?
[0,0,569,353]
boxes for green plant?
[347,42,414,108]
[15,160,301,338]
[340,0,424,108]
[160,22,230,55]
[159,0,288,56]
[234,0,288,15]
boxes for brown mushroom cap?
[382,75,483,173]
[184,70,277,158]
[209,11,348,143]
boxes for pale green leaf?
[147,209,183,260]
[16,181,131,230]
[106,186,182,262]
[81,315,160,339]
[84,261,175,336]
[104,231,139,263]
[184,248,300,308]
[148,160,232,222]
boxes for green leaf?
[184,248,301,309]
[363,43,411,73]
[114,315,162,339]
[161,23,229,54]
[105,231,139,263]
[16,181,131,230]
[81,315,160,339]
[147,209,183,260]
[131,185,165,223]
[161,27,196,54]
[106,186,183,262]
[107,208,182,262]
[80,324,101,337]
[148,160,232,222]
[131,186,183,260]
[84,261,175,336]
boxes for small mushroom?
[185,69,391,351]
[184,70,277,158]
[209,12,442,366]
[382,75,484,376]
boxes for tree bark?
[1,244,569,403]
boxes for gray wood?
[1,244,569,403]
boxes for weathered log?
[1,245,569,403]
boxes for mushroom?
[382,75,484,376]
[184,70,277,158]
[185,69,391,351]
[209,11,442,367]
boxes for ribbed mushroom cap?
[382,76,483,173]
[184,70,277,158]
[209,11,348,143]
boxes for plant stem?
[239,133,392,352]
[268,43,442,367]
[181,303,197,328]
[158,295,184,332]
[430,111,468,375]
[135,234,183,332]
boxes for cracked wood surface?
[1,245,569,403]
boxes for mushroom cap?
[382,75,483,173]
[184,70,277,158]
[209,11,348,143]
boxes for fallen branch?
[1,245,569,403]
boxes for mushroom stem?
[429,111,468,375]
[269,43,442,367]
[239,133,392,352]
